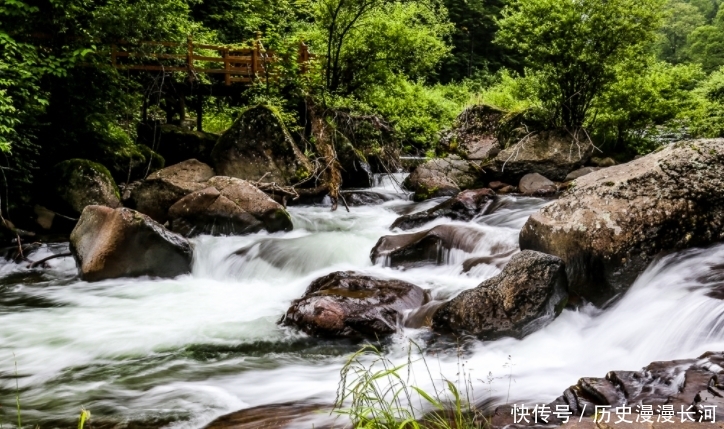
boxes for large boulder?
[371,225,485,268]
[125,159,215,223]
[390,189,497,230]
[520,139,724,305]
[168,177,292,237]
[49,159,121,216]
[432,250,567,339]
[518,173,557,196]
[440,105,504,161]
[281,271,429,338]
[211,105,313,186]
[487,131,594,182]
[404,156,483,201]
[70,206,193,281]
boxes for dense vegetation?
[1,0,723,221]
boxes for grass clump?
[334,344,487,429]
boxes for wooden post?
[251,32,261,80]
[187,35,194,81]
[298,42,309,74]
[111,44,117,68]
[224,48,231,86]
[196,93,203,132]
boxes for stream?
[1,174,724,428]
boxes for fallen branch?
[28,252,72,269]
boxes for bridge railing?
[111,35,311,85]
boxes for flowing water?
[1,174,724,428]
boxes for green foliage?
[496,0,665,129]
[687,9,724,72]
[437,0,516,83]
[687,66,724,137]
[657,0,706,63]
[356,78,471,150]
[593,61,705,153]
[308,0,453,95]
[192,0,312,45]
[477,69,544,117]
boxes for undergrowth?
[333,344,488,429]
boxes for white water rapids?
[1,174,724,427]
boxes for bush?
[357,78,471,151]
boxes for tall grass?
[333,344,488,429]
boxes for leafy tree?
[688,66,724,136]
[658,0,706,63]
[496,0,665,131]
[436,0,517,83]
[688,8,724,72]
[309,0,452,95]
[689,0,721,21]
[593,60,704,152]
[192,0,312,45]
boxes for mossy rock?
[50,159,122,216]
[211,105,312,186]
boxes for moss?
[55,158,121,199]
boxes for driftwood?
[28,252,72,269]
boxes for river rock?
[390,189,497,230]
[440,105,504,160]
[168,177,292,237]
[432,250,567,339]
[204,403,332,429]
[518,173,557,196]
[565,166,600,181]
[341,190,399,206]
[281,271,429,338]
[487,131,594,182]
[125,159,215,223]
[69,205,193,281]
[490,351,724,428]
[590,156,617,167]
[371,225,485,268]
[211,105,313,186]
[49,159,121,216]
[520,139,724,305]
[404,156,482,201]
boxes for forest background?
[1,0,724,223]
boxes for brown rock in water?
[487,130,594,182]
[371,225,486,268]
[488,181,510,191]
[518,173,557,196]
[168,178,292,237]
[204,403,331,429]
[565,166,600,181]
[390,188,497,230]
[281,271,429,338]
[403,156,484,201]
[491,352,724,428]
[125,159,215,223]
[432,250,567,339]
[211,105,313,186]
[520,139,724,305]
[70,206,192,281]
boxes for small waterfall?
[0,195,722,428]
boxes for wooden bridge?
[110,35,311,86]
